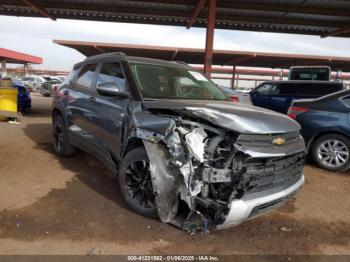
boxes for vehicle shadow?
[21,122,127,207]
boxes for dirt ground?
[0,93,349,255]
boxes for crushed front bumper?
[217,175,305,229]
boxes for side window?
[280,83,343,96]
[256,83,277,95]
[280,83,301,95]
[96,62,126,89]
[63,68,77,84]
[341,95,350,107]
[76,64,97,88]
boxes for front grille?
[242,152,304,194]
[237,132,300,147]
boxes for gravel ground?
[0,93,349,255]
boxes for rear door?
[340,96,350,128]
[83,60,131,162]
[65,63,99,148]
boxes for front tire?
[52,114,76,157]
[119,147,158,218]
[312,134,350,172]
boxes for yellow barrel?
[0,88,18,113]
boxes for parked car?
[55,76,66,82]
[288,89,350,172]
[11,78,31,113]
[42,75,65,82]
[40,79,62,97]
[52,53,305,233]
[235,86,254,93]
[250,80,344,114]
[22,75,46,92]
[217,85,252,104]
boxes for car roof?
[316,88,350,101]
[218,85,238,94]
[260,80,342,85]
[74,52,193,70]
[289,66,330,69]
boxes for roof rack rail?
[174,61,188,65]
[74,52,127,69]
[84,51,127,61]
[115,52,127,56]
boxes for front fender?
[143,140,181,223]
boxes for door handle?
[63,90,69,96]
[89,96,96,103]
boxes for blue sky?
[1,15,350,71]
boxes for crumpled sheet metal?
[143,140,181,223]
[185,106,300,135]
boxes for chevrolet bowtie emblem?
[272,137,285,146]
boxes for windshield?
[130,63,228,100]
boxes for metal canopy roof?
[1,0,350,38]
[0,48,42,64]
[54,39,350,71]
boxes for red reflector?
[230,96,239,103]
[287,107,309,119]
[288,114,297,120]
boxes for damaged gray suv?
[52,53,305,233]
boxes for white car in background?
[235,86,255,93]
[217,85,252,105]
[22,75,47,91]
[55,76,66,82]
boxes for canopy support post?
[1,60,6,78]
[204,0,216,78]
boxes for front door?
[250,82,278,111]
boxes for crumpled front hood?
[143,100,300,134]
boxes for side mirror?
[96,82,130,98]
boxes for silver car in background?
[217,85,252,105]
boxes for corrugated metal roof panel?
[1,0,350,37]
[53,39,350,71]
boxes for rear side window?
[96,62,126,88]
[279,83,304,95]
[76,64,97,88]
[279,83,343,96]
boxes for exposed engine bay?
[132,103,306,234]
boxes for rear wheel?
[312,134,350,172]
[119,147,158,218]
[52,114,76,157]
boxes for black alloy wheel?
[119,147,158,218]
